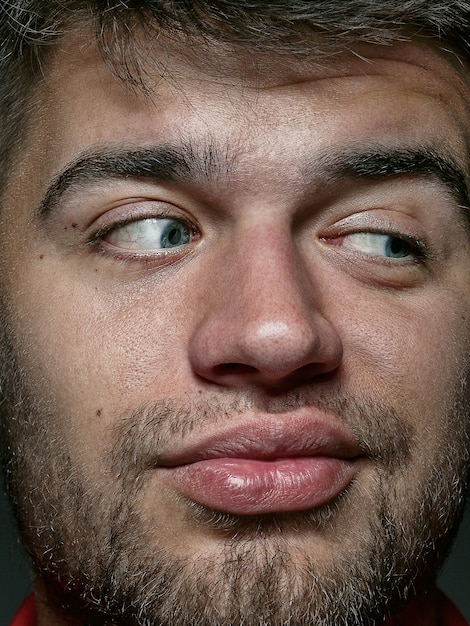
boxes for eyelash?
[82,209,431,277]
[323,228,430,263]
[84,214,199,261]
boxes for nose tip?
[189,307,343,390]
[231,318,340,378]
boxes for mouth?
[157,413,362,515]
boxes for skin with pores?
[1,31,470,626]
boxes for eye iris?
[386,236,410,258]
[160,221,191,248]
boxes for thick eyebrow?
[37,141,232,218]
[319,147,470,210]
[37,143,469,219]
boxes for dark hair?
[0,0,469,188]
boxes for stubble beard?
[1,338,469,626]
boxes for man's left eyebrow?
[321,147,470,208]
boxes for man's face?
[1,35,470,625]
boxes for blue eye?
[342,232,414,259]
[384,236,412,258]
[105,218,192,252]
[160,221,191,248]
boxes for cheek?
[3,264,199,467]
[340,290,470,447]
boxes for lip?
[157,413,362,515]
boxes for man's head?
[1,2,470,625]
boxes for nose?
[189,224,343,391]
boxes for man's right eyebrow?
[37,144,223,218]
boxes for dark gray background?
[1,486,469,625]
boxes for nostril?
[207,359,339,392]
[205,362,262,387]
[214,363,258,376]
[285,361,339,384]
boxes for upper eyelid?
[341,230,423,247]
[325,227,424,242]
[77,196,196,232]
[321,219,429,251]
[335,225,423,240]
[321,212,424,237]
[89,211,197,243]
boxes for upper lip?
[157,411,362,468]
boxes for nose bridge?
[228,222,312,325]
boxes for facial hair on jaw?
[1,349,469,626]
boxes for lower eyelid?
[89,240,193,268]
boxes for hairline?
[1,9,470,205]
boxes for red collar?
[9,595,37,626]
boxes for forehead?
[12,34,470,207]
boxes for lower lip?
[161,457,357,515]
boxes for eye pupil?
[387,237,410,258]
[161,221,191,248]
[168,228,182,245]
